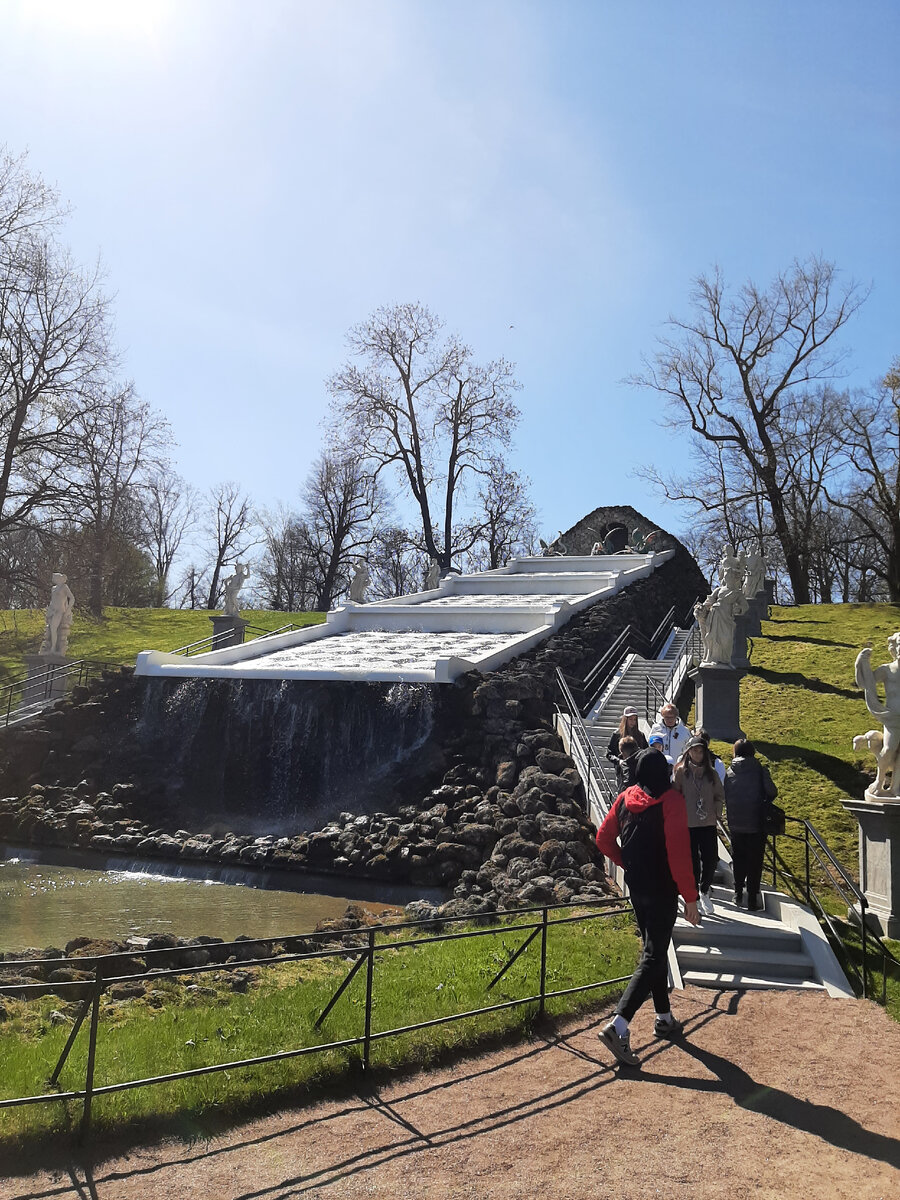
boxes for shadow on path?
[644,1040,900,1170]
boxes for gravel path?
[5,988,899,1200]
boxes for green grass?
[691,604,896,881]
[0,909,638,1153]
[0,607,326,683]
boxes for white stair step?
[682,969,826,992]
[676,944,814,979]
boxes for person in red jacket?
[595,748,699,1067]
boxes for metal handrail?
[763,815,872,997]
[172,621,302,657]
[0,659,120,730]
[0,897,633,1144]
[555,668,617,818]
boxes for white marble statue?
[222,562,250,617]
[693,567,749,667]
[348,562,370,603]
[40,572,75,656]
[719,544,746,591]
[425,559,441,590]
[743,547,766,598]
[854,634,900,797]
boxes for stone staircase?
[584,627,694,797]
[671,881,829,992]
[564,625,853,999]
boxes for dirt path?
[5,988,900,1200]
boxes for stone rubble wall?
[0,536,706,923]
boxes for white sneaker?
[699,893,714,916]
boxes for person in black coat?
[724,739,778,911]
[607,706,648,761]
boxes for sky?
[1,0,897,547]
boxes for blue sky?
[1,0,897,542]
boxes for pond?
[0,844,416,953]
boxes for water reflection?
[0,856,391,952]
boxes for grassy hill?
[0,607,326,684]
[725,603,891,868]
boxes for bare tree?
[328,303,521,570]
[467,458,539,570]
[59,382,170,616]
[633,258,867,603]
[0,148,113,536]
[303,450,384,611]
[256,505,318,611]
[825,359,900,601]
[203,482,256,609]
[368,525,425,599]
[139,466,196,607]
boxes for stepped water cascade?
[137,677,438,832]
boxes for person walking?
[694,727,726,783]
[724,739,778,911]
[606,706,648,761]
[595,749,699,1067]
[674,737,725,916]
[649,702,692,762]
[614,734,641,792]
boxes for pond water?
[0,847,408,953]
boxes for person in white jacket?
[649,703,692,762]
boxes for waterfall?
[137,678,438,832]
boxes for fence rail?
[0,897,632,1144]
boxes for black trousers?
[616,890,677,1021]
[690,825,719,894]
[731,831,767,898]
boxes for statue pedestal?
[22,653,70,706]
[690,664,746,742]
[210,616,247,649]
[839,793,900,937]
[732,611,753,669]
[744,592,767,637]
[764,577,775,606]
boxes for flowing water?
[0,848,406,953]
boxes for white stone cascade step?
[136,552,674,684]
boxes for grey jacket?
[724,756,778,834]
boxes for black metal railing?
[0,898,632,1145]
[579,601,700,717]
[0,659,119,730]
[172,622,301,657]
[555,669,617,817]
[730,813,900,1005]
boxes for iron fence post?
[771,834,777,887]
[538,907,548,1018]
[78,971,102,1144]
[861,900,868,1000]
[804,826,811,905]
[363,927,375,1071]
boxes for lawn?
[0,907,638,1154]
[0,607,326,684]
[694,603,898,872]
[693,603,900,1014]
